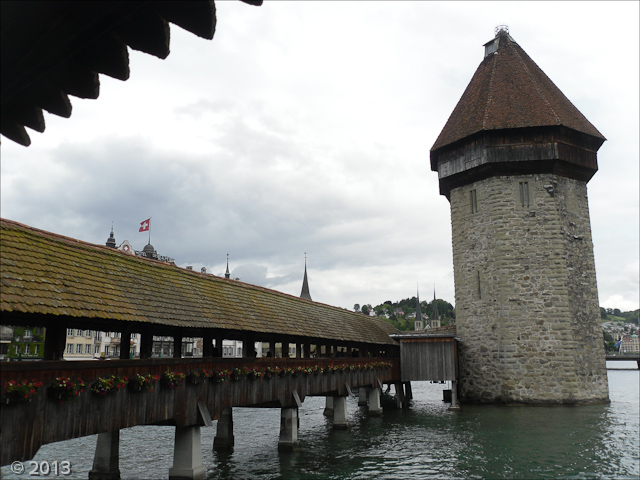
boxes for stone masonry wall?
[450,173,609,404]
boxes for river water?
[3,362,638,479]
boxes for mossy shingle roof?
[0,218,398,345]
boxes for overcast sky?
[1,2,638,312]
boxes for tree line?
[355,297,455,331]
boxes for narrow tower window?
[519,182,530,208]
[470,189,478,213]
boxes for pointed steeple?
[431,287,441,328]
[225,254,230,279]
[300,253,312,301]
[106,225,116,248]
[415,286,424,330]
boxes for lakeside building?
[1,326,45,361]
[619,334,639,354]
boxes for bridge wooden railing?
[1,357,400,465]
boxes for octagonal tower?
[430,27,609,404]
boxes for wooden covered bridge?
[0,218,422,479]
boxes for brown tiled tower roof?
[430,29,605,197]
[431,29,605,156]
[0,218,398,345]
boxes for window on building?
[85,345,91,354]
[95,345,100,355]
[67,344,73,354]
[519,181,530,208]
[24,330,31,337]
[95,331,102,340]
[24,344,30,354]
[86,330,92,337]
[470,189,478,214]
[76,344,82,354]
[34,345,39,355]
[76,329,83,337]
[67,329,74,337]
[15,345,20,354]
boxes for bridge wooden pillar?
[173,335,183,358]
[404,382,413,400]
[214,335,224,357]
[277,407,299,451]
[169,426,206,480]
[119,330,131,360]
[243,334,255,358]
[358,387,368,407]
[394,382,408,409]
[368,388,383,416]
[213,408,234,449]
[323,396,333,416]
[202,333,213,358]
[448,380,461,411]
[140,331,153,359]
[332,396,350,430]
[296,342,302,358]
[43,324,67,360]
[282,341,290,358]
[304,342,311,358]
[89,431,120,480]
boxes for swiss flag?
[139,218,150,232]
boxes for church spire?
[431,287,441,328]
[415,285,424,330]
[432,288,439,320]
[300,253,312,301]
[225,253,230,279]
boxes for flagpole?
[148,217,151,245]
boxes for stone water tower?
[430,27,609,404]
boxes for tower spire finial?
[106,223,116,248]
[225,253,230,279]
[495,24,509,36]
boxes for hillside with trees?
[355,297,455,331]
